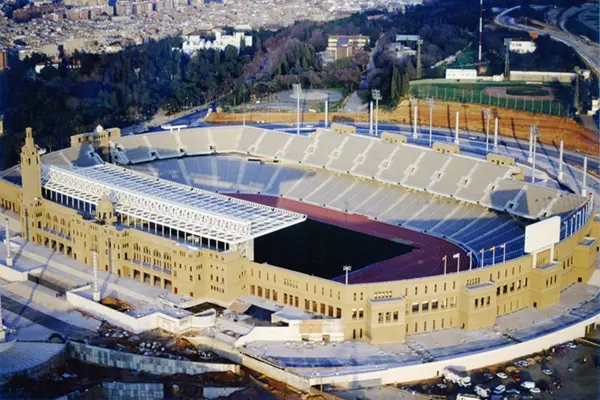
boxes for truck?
[442,367,472,387]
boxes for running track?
[228,193,469,284]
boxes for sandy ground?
[483,86,555,101]
[206,100,599,155]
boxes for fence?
[411,84,570,117]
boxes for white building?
[509,41,537,54]
[445,68,478,80]
[182,30,253,55]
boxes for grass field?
[410,81,572,116]
[207,99,598,155]
[254,219,413,279]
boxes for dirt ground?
[483,86,555,101]
[207,100,599,155]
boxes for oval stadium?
[0,124,598,386]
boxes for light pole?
[582,156,588,196]
[500,243,506,263]
[558,139,564,180]
[442,255,447,275]
[324,95,329,128]
[4,217,12,267]
[453,253,460,272]
[293,84,302,136]
[480,248,485,267]
[454,111,460,145]
[413,104,418,139]
[369,101,374,135]
[491,246,496,265]
[372,89,382,137]
[530,125,539,184]
[483,108,491,154]
[493,117,499,153]
[343,265,352,285]
[527,125,534,163]
[427,98,435,147]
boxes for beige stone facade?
[0,129,598,345]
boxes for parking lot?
[400,338,600,399]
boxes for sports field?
[254,219,414,279]
[410,81,572,116]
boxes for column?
[412,105,418,139]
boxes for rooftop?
[41,163,306,244]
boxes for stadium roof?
[41,163,306,244]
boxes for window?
[422,302,429,312]
[378,312,383,323]
[525,278,528,287]
[432,300,439,310]
[352,309,357,319]
[385,312,391,323]
[503,284,508,294]
[358,308,364,319]
[475,298,479,307]
[393,311,399,321]
[412,302,419,313]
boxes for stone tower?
[96,195,117,224]
[20,127,42,202]
[19,127,42,241]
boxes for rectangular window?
[352,309,357,319]
[336,308,342,318]
[475,298,479,307]
[412,302,419,313]
[393,311,399,321]
[422,302,429,312]
[385,312,391,322]
[525,278,528,287]
[378,312,383,323]
[432,300,439,310]
[358,308,364,319]
[503,284,508,294]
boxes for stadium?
[0,124,597,345]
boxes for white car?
[496,372,508,379]
[493,384,506,394]
[565,342,578,349]
[530,387,541,394]
[542,368,553,375]
[521,381,536,389]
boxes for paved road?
[1,295,95,339]
[343,92,366,113]
[495,7,600,76]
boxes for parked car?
[565,342,578,349]
[542,368,553,375]
[530,387,541,394]
[484,372,494,380]
[521,381,536,390]
[506,388,520,395]
[496,372,508,379]
[493,384,506,394]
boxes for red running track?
[228,193,469,284]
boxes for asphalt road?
[495,6,600,76]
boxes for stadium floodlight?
[483,108,491,154]
[369,101,374,135]
[452,253,460,272]
[343,265,352,285]
[372,89,382,137]
[530,125,539,184]
[427,98,435,147]
[500,243,506,263]
[5,217,12,267]
[293,84,302,136]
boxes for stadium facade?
[0,126,598,344]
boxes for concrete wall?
[103,382,163,400]
[66,288,216,335]
[234,326,302,347]
[0,262,32,282]
[68,341,238,376]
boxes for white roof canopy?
[41,163,306,244]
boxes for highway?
[495,6,600,77]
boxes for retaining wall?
[68,342,238,376]
[103,382,164,400]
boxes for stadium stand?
[101,127,586,266]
